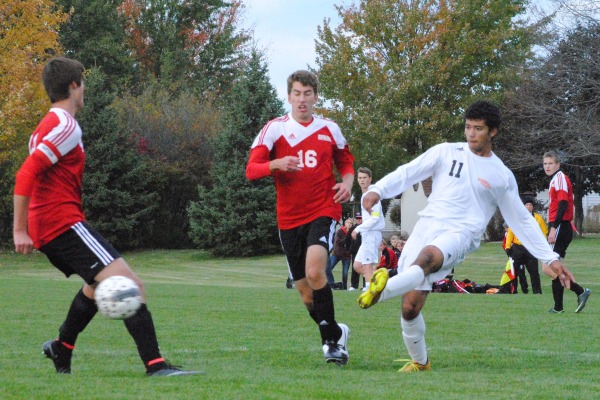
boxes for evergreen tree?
[79,68,158,249]
[57,0,136,90]
[188,50,284,256]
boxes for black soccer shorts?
[279,217,336,281]
[39,221,121,285]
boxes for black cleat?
[322,323,350,366]
[575,288,591,313]
[146,364,204,377]
[42,340,72,374]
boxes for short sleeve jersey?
[15,108,85,248]
[547,171,574,223]
[247,113,354,230]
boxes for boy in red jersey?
[13,57,200,376]
[542,151,591,313]
[246,70,354,365]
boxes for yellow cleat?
[395,359,431,373]
[357,268,389,309]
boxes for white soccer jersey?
[368,143,559,264]
[355,192,385,234]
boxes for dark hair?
[42,57,85,103]
[523,196,535,205]
[287,70,318,95]
[464,100,501,131]
[357,167,372,178]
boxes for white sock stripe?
[72,223,114,265]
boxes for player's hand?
[14,230,34,255]
[362,192,380,213]
[547,227,556,244]
[272,156,301,173]
[549,260,575,289]
[332,181,352,203]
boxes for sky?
[241,0,356,110]
[240,0,575,112]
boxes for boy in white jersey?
[357,100,577,372]
[352,167,385,291]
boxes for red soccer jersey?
[14,108,86,248]
[547,170,574,223]
[246,113,354,230]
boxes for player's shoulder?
[432,142,464,151]
[34,109,63,135]
[425,142,464,157]
[314,114,340,127]
[262,113,290,129]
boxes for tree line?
[1,0,598,255]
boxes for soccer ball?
[94,276,142,320]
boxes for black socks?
[123,304,165,369]
[311,285,342,343]
[58,288,98,347]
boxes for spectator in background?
[378,239,398,277]
[390,235,405,261]
[328,218,354,290]
[347,214,362,291]
[504,197,547,294]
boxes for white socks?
[401,313,427,365]
[379,265,425,302]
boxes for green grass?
[0,237,598,400]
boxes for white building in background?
[380,178,432,238]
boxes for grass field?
[0,237,598,400]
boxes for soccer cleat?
[42,340,72,374]
[548,308,564,314]
[395,359,431,373]
[322,323,349,366]
[146,364,205,377]
[357,268,389,309]
[575,288,591,313]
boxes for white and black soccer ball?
[95,276,142,320]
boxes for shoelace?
[394,359,423,371]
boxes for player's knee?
[414,246,443,274]
[402,306,420,321]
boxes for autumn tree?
[113,82,222,248]
[315,0,541,184]
[79,67,159,249]
[0,0,68,243]
[119,0,250,94]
